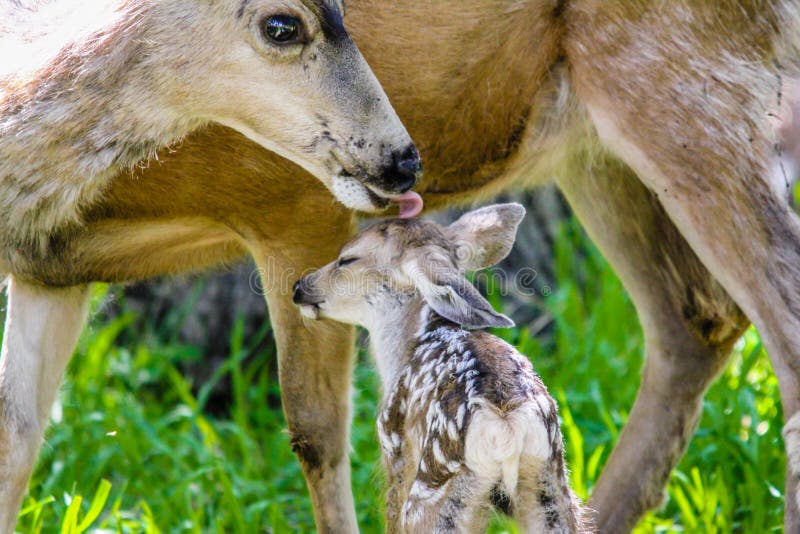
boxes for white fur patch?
[298,304,320,320]
[331,175,379,212]
[465,409,521,494]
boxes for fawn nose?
[372,144,422,194]
[293,279,321,305]
[292,281,304,305]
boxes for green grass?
[8,218,786,533]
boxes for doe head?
[156,0,421,211]
[293,203,525,329]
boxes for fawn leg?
[515,406,583,533]
[0,278,90,532]
[401,474,491,534]
[557,153,748,533]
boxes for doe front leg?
[253,244,358,533]
[0,277,90,532]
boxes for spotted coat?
[376,308,586,533]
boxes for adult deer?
[0,0,422,530]
[3,1,800,533]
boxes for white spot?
[447,419,459,441]
[408,480,447,501]
[456,404,467,429]
[432,438,448,465]
[298,303,320,319]
[446,460,461,473]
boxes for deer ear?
[405,249,514,329]
[416,273,514,329]
[446,203,525,271]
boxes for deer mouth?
[331,174,423,218]
[363,182,393,209]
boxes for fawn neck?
[365,296,424,391]
[365,297,462,392]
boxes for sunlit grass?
[8,217,786,533]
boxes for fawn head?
[293,204,525,329]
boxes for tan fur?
[0,0,416,255]
[3,1,800,532]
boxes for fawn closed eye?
[336,257,359,268]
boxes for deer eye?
[262,15,302,44]
[336,257,359,268]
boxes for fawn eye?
[262,15,302,44]
[337,257,359,268]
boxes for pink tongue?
[394,191,424,219]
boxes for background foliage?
[3,210,787,533]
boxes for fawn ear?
[446,203,526,271]
[405,249,514,329]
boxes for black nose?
[292,280,305,305]
[375,145,422,194]
[293,279,322,305]
[393,145,422,191]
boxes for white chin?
[331,175,384,212]
[299,305,320,320]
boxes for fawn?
[293,204,586,532]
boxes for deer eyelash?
[337,257,359,268]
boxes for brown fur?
[4,1,800,532]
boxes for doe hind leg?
[568,3,800,528]
[0,277,90,532]
[557,153,748,533]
